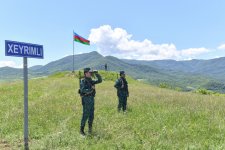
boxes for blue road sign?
[5,40,44,149]
[5,40,44,59]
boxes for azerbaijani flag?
[73,32,90,45]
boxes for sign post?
[5,40,44,150]
[23,57,28,149]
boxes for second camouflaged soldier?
[79,68,102,136]
[114,71,129,112]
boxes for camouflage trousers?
[81,96,95,127]
[118,95,127,112]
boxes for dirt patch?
[0,140,11,150]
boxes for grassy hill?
[0,71,224,149]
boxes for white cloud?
[89,25,210,60]
[180,48,209,56]
[218,44,225,50]
[0,61,22,68]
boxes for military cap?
[120,71,125,75]
[84,67,93,73]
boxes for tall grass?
[0,72,224,149]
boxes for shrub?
[159,82,170,89]
[195,88,213,95]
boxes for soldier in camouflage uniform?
[79,68,102,136]
[114,71,129,112]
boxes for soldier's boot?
[80,126,86,136]
[123,104,127,112]
[88,124,92,134]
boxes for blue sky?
[1,0,225,67]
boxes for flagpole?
[73,30,74,73]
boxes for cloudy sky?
[1,0,225,68]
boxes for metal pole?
[73,30,75,73]
[23,57,29,150]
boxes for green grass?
[0,72,225,149]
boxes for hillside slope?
[0,72,224,149]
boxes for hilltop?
[0,71,224,149]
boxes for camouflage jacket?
[79,73,102,97]
[114,77,129,97]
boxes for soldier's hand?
[92,86,95,89]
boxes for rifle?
[78,71,82,95]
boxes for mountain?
[0,67,23,81]
[1,51,225,93]
[30,51,165,80]
[122,58,225,92]
[29,65,43,71]
[34,51,103,74]
[0,66,42,81]
[123,57,225,82]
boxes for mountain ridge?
[1,51,225,93]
